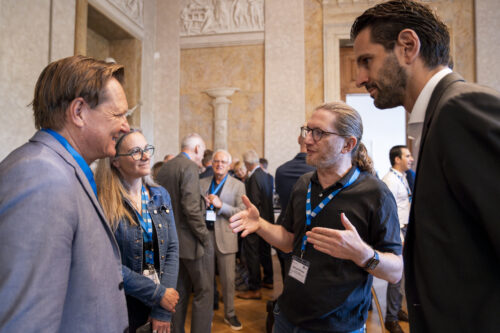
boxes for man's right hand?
[159,288,179,312]
[229,195,261,237]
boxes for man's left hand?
[306,212,371,267]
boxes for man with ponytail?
[229,101,402,332]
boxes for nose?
[303,130,314,145]
[121,115,130,133]
[355,67,368,88]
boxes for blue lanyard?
[301,168,360,255]
[390,168,412,201]
[136,185,154,264]
[181,152,190,159]
[208,174,228,210]
[41,128,98,198]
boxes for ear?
[396,29,420,65]
[66,97,87,128]
[342,136,357,154]
[112,158,120,169]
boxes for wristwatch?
[364,250,380,270]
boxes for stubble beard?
[372,54,407,109]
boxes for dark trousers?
[386,226,407,322]
[259,236,273,285]
[242,233,261,290]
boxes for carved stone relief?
[180,0,264,36]
[107,0,144,27]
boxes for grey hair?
[181,133,204,150]
[243,149,259,165]
[213,149,232,165]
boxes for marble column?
[204,87,239,150]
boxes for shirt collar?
[248,164,260,177]
[390,167,405,177]
[408,67,452,126]
[311,165,358,191]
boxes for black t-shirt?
[278,166,402,332]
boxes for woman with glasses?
[95,129,179,333]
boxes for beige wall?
[87,28,110,61]
[305,0,324,120]
[180,45,264,161]
[0,0,75,161]
[475,0,500,89]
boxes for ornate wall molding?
[88,0,144,39]
[180,0,264,37]
[322,0,439,6]
[108,0,143,27]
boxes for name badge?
[289,255,310,284]
[143,267,160,285]
[206,210,216,222]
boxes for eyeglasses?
[116,145,155,161]
[300,126,343,142]
[213,159,229,165]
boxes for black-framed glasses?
[116,145,155,161]
[300,126,343,142]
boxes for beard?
[367,54,407,109]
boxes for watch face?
[365,251,380,270]
[368,258,380,270]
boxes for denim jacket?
[114,185,179,322]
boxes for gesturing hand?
[159,288,179,312]
[306,213,370,266]
[229,195,261,237]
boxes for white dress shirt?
[407,67,452,166]
[382,168,411,229]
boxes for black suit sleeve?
[438,90,500,258]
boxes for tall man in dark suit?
[157,133,214,333]
[238,149,274,299]
[351,1,500,331]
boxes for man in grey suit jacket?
[0,56,130,332]
[157,134,214,333]
[352,1,500,332]
[201,149,246,331]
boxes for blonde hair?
[94,129,157,230]
[315,102,375,175]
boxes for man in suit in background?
[274,128,315,281]
[0,55,129,332]
[199,149,214,179]
[157,133,213,333]
[352,1,500,331]
[238,149,274,299]
[201,149,246,331]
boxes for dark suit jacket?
[157,153,208,260]
[246,167,275,223]
[275,152,315,212]
[404,72,500,332]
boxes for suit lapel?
[219,175,234,202]
[407,73,464,253]
[32,131,118,245]
[417,72,464,172]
